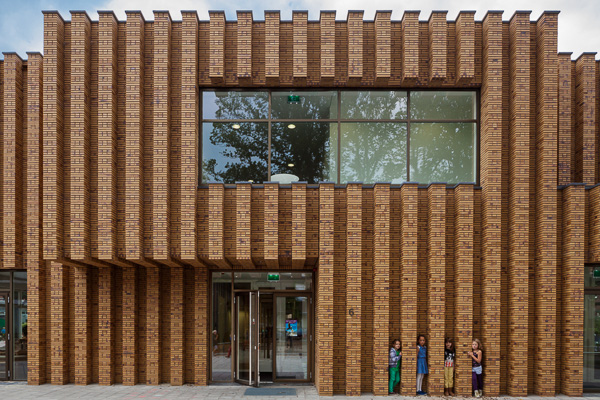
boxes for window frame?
[200,88,480,185]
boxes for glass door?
[235,291,259,386]
[0,292,9,381]
[585,265,600,390]
[258,293,274,382]
[274,294,310,381]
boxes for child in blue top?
[416,334,429,395]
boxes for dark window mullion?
[407,91,411,182]
[268,91,272,182]
[338,90,341,184]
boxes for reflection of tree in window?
[341,91,407,120]
[410,123,475,183]
[206,91,268,120]
[202,122,268,183]
[271,123,332,184]
[340,123,407,183]
[271,92,337,119]
[410,92,475,120]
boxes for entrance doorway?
[0,271,27,381]
[211,271,313,386]
[585,265,600,390]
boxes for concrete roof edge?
[2,52,24,61]
[42,10,65,21]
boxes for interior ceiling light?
[288,124,296,129]
[232,124,241,129]
[248,180,254,183]
[288,163,295,167]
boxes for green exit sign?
[287,95,301,104]
[267,273,280,281]
[594,270,600,278]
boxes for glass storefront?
[0,271,27,381]
[201,90,477,185]
[585,265,600,390]
[211,271,313,385]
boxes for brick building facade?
[0,8,595,396]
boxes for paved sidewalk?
[1,383,600,400]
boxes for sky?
[0,0,599,59]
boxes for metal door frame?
[233,290,260,387]
[0,291,10,381]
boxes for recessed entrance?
[211,271,313,386]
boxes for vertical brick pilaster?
[98,266,114,385]
[401,11,420,81]
[534,12,559,395]
[146,266,160,384]
[427,183,445,395]
[507,11,530,396]
[43,11,65,261]
[125,11,144,261]
[50,262,68,384]
[170,267,184,385]
[181,11,199,262]
[317,183,334,395]
[320,11,336,79]
[561,185,585,396]
[208,183,227,267]
[236,182,252,267]
[400,183,418,395]
[372,184,390,395]
[375,11,391,79]
[237,11,252,78]
[25,52,44,384]
[574,53,596,184]
[346,183,362,395]
[347,11,363,79]
[194,266,209,385]
[293,11,308,78]
[74,266,91,384]
[265,11,280,79]
[558,53,573,186]
[122,267,137,385]
[70,11,92,261]
[292,182,306,268]
[428,11,447,80]
[3,52,24,270]
[264,182,279,268]
[454,185,473,396]
[456,11,475,82]
[209,11,225,79]
[153,11,171,261]
[480,11,503,396]
[98,11,117,260]
[591,185,600,263]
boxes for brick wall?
[0,9,596,396]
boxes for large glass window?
[201,90,477,184]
